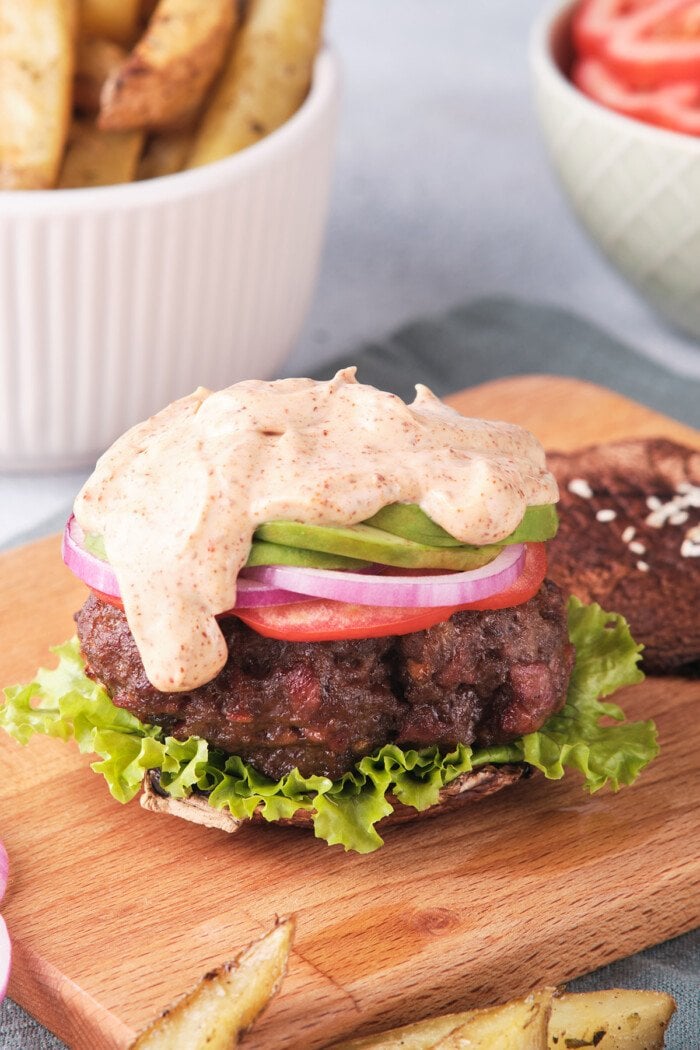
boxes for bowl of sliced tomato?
[530,0,700,341]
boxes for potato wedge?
[79,0,141,47]
[137,129,193,180]
[186,0,325,169]
[130,916,295,1050]
[0,0,76,189]
[58,120,143,188]
[548,989,676,1050]
[330,989,553,1050]
[99,0,237,132]
[75,36,126,114]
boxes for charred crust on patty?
[75,581,574,783]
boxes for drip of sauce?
[74,368,558,692]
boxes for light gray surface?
[1,3,698,1047]
[289,0,700,380]
[2,0,700,551]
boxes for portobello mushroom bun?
[1,370,658,852]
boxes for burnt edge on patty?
[75,580,574,783]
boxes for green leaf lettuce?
[0,598,657,853]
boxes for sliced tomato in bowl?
[573,55,700,133]
[602,0,700,88]
[574,0,700,88]
[573,0,661,59]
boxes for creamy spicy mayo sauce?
[74,369,558,692]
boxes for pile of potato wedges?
[130,918,677,1049]
[0,0,325,190]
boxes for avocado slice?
[364,503,558,547]
[84,502,554,577]
[84,532,108,560]
[85,532,368,571]
[253,521,499,570]
[245,541,369,570]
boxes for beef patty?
[75,581,574,781]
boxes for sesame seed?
[629,540,646,555]
[596,509,617,522]
[669,511,689,526]
[568,478,593,499]
[680,539,700,558]
[621,526,636,543]
[636,560,650,572]
[646,496,662,511]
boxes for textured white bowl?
[530,2,700,342]
[0,50,340,470]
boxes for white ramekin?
[530,3,700,344]
[0,50,340,471]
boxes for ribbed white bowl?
[530,3,700,342]
[0,50,340,470]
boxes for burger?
[1,370,658,852]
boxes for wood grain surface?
[1,376,698,1049]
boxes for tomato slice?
[573,55,700,133]
[573,0,657,59]
[89,586,125,609]
[232,544,548,642]
[603,0,700,89]
[452,542,547,612]
[574,0,700,89]
[90,544,548,643]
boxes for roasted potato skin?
[327,988,678,1050]
[186,0,325,168]
[3,0,324,190]
[548,989,676,1050]
[137,128,194,180]
[0,0,77,189]
[99,0,238,131]
[58,120,143,187]
[328,990,554,1050]
[74,36,126,114]
[79,0,141,47]
[130,917,295,1050]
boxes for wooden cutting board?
[1,376,698,1050]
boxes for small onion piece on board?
[0,842,7,901]
[0,916,10,1002]
[242,545,526,607]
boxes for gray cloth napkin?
[2,297,698,1048]
[308,295,700,427]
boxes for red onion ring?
[243,544,526,607]
[62,517,119,597]
[0,916,10,1002]
[62,517,320,608]
[234,580,309,608]
[62,516,521,612]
